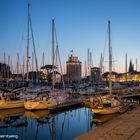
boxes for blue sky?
[0,0,140,74]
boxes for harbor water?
[0,107,97,140]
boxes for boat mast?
[3,52,6,78]
[23,56,25,80]
[125,53,127,82]
[32,52,34,81]
[17,53,19,80]
[136,58,137,71]
[100,53,103,80]
[29,11,39,82]
[52,19,55,91]
[17,53,19,75]
[87,48,90,74]
[8,56,10,79]
[85,61,87,77]
[26,0,30,82]
[108,20,112,96]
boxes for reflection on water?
[90,113,119,126]
[0,108,27,128]
[0,107,97,140]
[24,110,50,119]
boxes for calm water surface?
[0,107,97,140]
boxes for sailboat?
[91,20,123,115]
[0,90,24,109]
[24,19,69,110]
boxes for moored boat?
[91,105,122,115]
[0,100,24,109]
[24,91,69,110]
[24,94,67,110]
[0,92,24,109]
[91,20,123,115]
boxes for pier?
[48,99,82,113]
[75,106,140,140]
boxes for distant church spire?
[128,59,134,73]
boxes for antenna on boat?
[108,20,112,96]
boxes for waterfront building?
[91,67,101,83]
[102,71,118,82]
[66,55,81,84]
[102,71,140,82]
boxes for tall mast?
[8,56,10,79]
[17,53,19,75]
[32,52,34,72]
[26,0,30,82]
[10,60,13,75]
[32,52,34,81]
[90,52,92,67]
[87,48,90,71]
[52,19,55,90]
[100,53,103,81]
[108,20,112,96]
[125,53,127,82]
[85,61,87,77]
[23,56,25,79]
[3,52,6,78]
[136,58,137,71]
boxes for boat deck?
[75,106,140,140]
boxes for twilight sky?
[0,0,140,75]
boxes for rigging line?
[102,26,108,63]
[54,24,65,89]
[54,45,58,67]
[54,24,58,67]
[58,47,65,89]
[29,15,38,73]
[45,22,52,64]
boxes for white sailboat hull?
[0,100,24,109]
[24,101,55,110]
[24,95,68,110]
